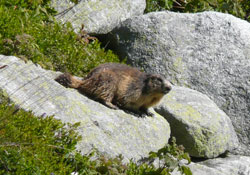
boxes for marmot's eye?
[157,78,163,82]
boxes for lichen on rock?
[155,86,239,158]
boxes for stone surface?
[50,0,146,34]
[155,86,239,158]
[188,155,250,175]
[0,55,170,162]
[108,11,250,154]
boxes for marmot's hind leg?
[80,73,118,109]
[94,85,118,109]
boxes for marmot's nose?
[163,80,172,93]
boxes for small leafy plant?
[148,137,192,175]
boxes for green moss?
[0,100,85,174]
[0,0,120,78]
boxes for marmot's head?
[143,74,172,94]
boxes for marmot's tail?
[55,73,83,89]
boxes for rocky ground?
[0,0,250,174]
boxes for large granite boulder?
[107,11,250,154]
[50,0,146,34]
[0,55,170,162]
[155,86,239,158]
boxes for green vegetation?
[0,98,191,174]
[0,1,193,174]
[0,0,119,77]
[0,101,84,174]
[145,0,250,22]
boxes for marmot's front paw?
[104,101,119,110]
[139,108,154,117]
[145,111,154,117]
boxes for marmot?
[55,63,172,116]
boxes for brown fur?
[55,63,172,116]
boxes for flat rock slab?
[0,55,170,162]
[155,86,239,158]
[50,0,146,34]
[188,155,250,175]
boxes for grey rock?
[160,155,250,175]
[0,55,170,162]
[188,155,250,175]
[50,0,146,34]
[108,11,250,154]
[155,86,239,158]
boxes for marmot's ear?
[145,74,160,81]
[145,73,155,79]
[144,74,152,82]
